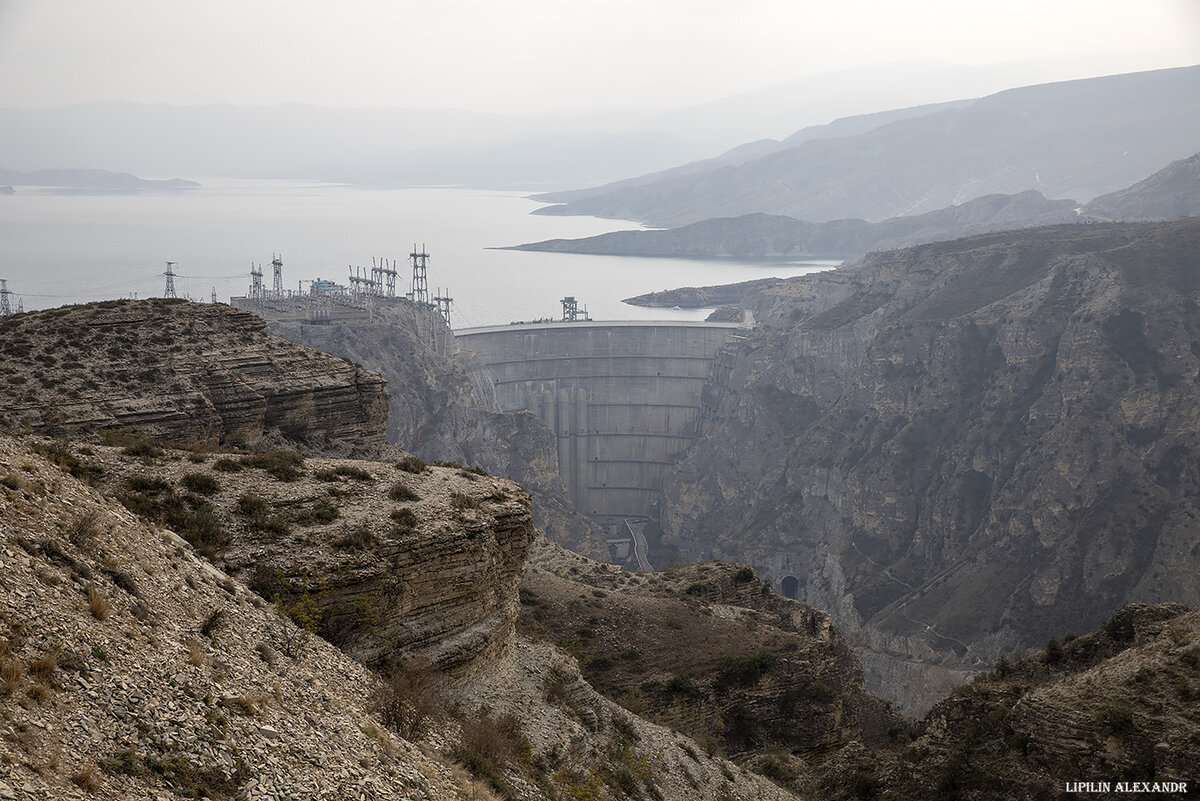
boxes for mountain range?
[530,66,1200,226]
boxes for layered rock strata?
[269,303,606,556]
[0,299,388,456]
[661,219,1200,714]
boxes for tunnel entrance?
[781,575,800,600]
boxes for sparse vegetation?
[372,658,442,740]
[450,491,480,510]
[396,455,426,473]
[388,482,420,502]
[390,507,419,534]
[181,472,220,496]
[87,584,110,620]
[241,449,305,481]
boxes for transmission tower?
[250,262,264,300]
[0,279,11,316]
[376,257,399,297]
[409,244,430,305]
[211,286,217,304]
[433,288,453,328]
[163,262,178,299]
[271,254,283,297]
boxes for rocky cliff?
[661,219,1200,714]
[0,299,388,456]
[520,539,901,772]
[805,602,1200,800]
[79,443,536,680]
[269,303,606,557]
[0,433,474,800]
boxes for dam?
[455,321,742,521]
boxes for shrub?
[236,493,269,518]
[241,450,304,481]
[389,482,420,502]
[714,650,776,691]
[200,609,227,640]
[373,658,442,740]
[293,500,340,526]
[733,566,756,583]
[396,455,426,474]
[452,712,522,797]
[390,507,418,534]
[181,472,220,496]
[450,491,480,510]
[685,582,708,596]
[1043,637,1064,664]
[334,524,375,550]
[103,429,164,458]
[212,458,243,473]
[1096,704,1135,736]
[666,674,701,697]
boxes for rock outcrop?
[520,539,901,771]
[0,434,470,800]
[269,303,606,557]
[79,442,535,680]
[661,219,1200,714]
[804,603,1200,800]
[0,299,388,456]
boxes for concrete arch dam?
[455,321,741,519]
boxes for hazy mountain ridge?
[0,167,199,190]
[532,66,1200,226]
[660,219,1200,713]
[529,99,976,206]
[512,190,1079,261]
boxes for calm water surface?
[0,178,837,326]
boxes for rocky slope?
[269,303,606,557]
[80,442,536,680]
[660,219,1200,715]
[1085,152,1200,222]
[519,540,901,770]
[0,433,798,801]
[805,602,1200,800]
[0,433,472,800]
[531,66,1200,226]
[0,299,388,456]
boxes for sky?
[0,0,1197,113]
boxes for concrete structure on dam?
[455,321,742,521]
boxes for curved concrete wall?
[455,321,740,518]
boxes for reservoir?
[0,178,835,325]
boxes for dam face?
[455,321,740,519]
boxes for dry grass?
[29,648,58,682]
[72,761,102,792]
[1,654,25,695]
[87,584,109,620]
[184,639,205,667]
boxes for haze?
[1,0,1196,114]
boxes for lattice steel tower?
[271,254,284,297]
[409,245,430,305]
[0,280,12,316]
[163,262,178,299]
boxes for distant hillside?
[1085,152,1200,221]
[533,66,1200,226]
[0,167,199,190]
[511,190,1077,260]
[531,99,974,206]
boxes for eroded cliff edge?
[268,304,606,557]
[660,219,1200,715]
